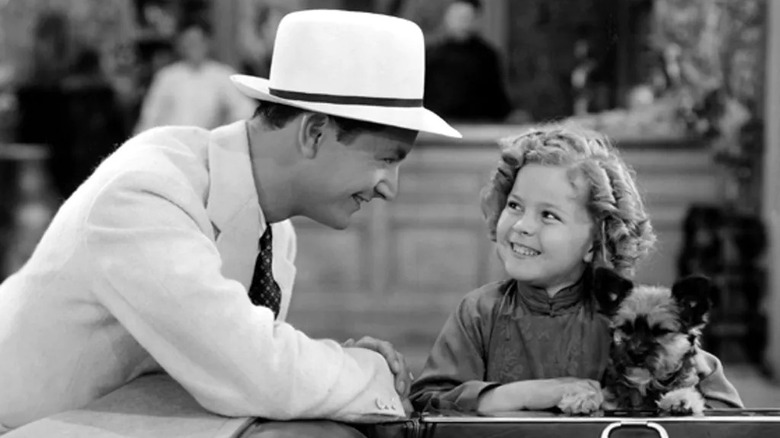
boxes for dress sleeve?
[409,289,501,413]
[696,348,745,408]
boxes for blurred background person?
[13,11,72,199]
[13,10,127,200]
[134,19,254,133]
[60,48,128,193]
[422,0,512,123]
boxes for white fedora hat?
[231,9,461,138]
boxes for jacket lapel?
[205,121,264,289]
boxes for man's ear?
[298,113,329,159]
[671,275,713,329]
[593,266,633,315]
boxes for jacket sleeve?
[409,292,500,413]
[695,348,745,408]
[83,170,405,423]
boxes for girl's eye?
[507,201,522,210]
[542,211,559,221]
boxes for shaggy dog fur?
[594,267,712,415]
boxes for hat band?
[269,88,422,108]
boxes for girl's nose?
[511,214,536,235]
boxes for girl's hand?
[523,377,601,412]
[554,378,603,415]
[477,377,602,413]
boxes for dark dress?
[15,79,126,199]
[410,275,744,413]
[423,35,512,122]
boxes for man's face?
[299,124,417,229]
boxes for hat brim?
[231,75,462,138]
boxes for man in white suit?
[0,10,460,434]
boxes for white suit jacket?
[0,121,403,432]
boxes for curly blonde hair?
[480,124,656,277]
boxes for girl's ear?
[298,113,329,159]
[583,242,594,263]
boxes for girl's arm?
[409,289,500,412]
[410,284,602,414]
[695,348,745,408]
[477,378,601,413]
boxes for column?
[764,0,780,378]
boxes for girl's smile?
[509,242,541,257]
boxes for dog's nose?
[626,347,647,363]
[628,352,643,363]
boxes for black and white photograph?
[0,0,779,437]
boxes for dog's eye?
[652,327,673,337]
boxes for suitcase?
[355,410,780,438]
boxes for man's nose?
[374,167,399,201]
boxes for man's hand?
[343,336,413,399]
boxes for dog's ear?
[671,275,713,328]
[593,267,634,315]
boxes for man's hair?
[479,123,656,277]
[252,101,389,143]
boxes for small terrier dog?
[593,267,712,415]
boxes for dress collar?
[512,272,590,316]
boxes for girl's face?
[496,163,595,296]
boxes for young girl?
[409,124,743,414]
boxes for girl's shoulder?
[459,278,514,315]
